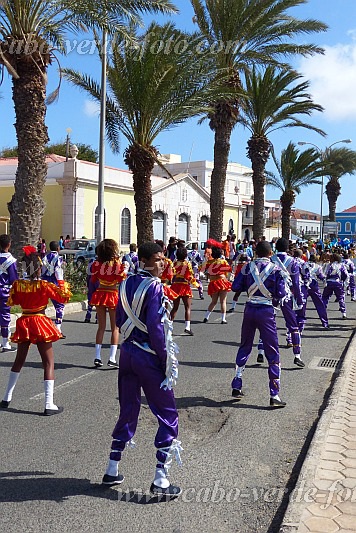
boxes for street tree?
[238,66,324,239]
[267,142,324,240]
[323,147,356,222]
[191,0,327,241]
[64,23,229,245]
[0,0,177,257]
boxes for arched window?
[345,222,351,232]
[121,208,131,245]
[178,213,189,241]
[228,218,234,235]
[153,211,166,241]
[200,216,209,242]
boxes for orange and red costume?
[89,259,126,309]
[7,279,72,344]
[170,260,198,298]
[201,258,232,296]
[160,258,178,301]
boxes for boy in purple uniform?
[231,241,288,408]
[0,234,18,352]
[84,256,99,323]
[271,238,305,368]
[298,254,328,329]
[322,253,349,318]
[41,241,66,336]
[102,242,182,497]
[122,243,139,275]
[187,243,204,299]
[343,253,356,301]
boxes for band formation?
[0,233,355,498]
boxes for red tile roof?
[342,205,356,213]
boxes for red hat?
[206,239,222,249]
[23,245,37,256]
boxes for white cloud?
[83,99,100,117]
[298,39,356,121]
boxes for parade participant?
[343,252,356,301]
[166,237,177,261]
[231,241,287,408]
[170,247,199,336]
[228,254,249,313]
[102,241,182,497]
[90,239,126,368]
[84,256,99,323]
[271,238,305,368]
[293,249,309,334]
[0,234,18,352]
[41,241,66,336]
[0,247,71,415]
[298,254,328,329]
[59,236,64,250]
[122,243,139,275]
[155,240,178,302]
[222,235,231,260]
[187,242,204,299]
[40,238,47,258]
[322,253,349,318]
[201,240,232,324]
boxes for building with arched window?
[336,205,356,241]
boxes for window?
[121,208,131,245]
[181,188,188,202]
[337,222,341,232]
[245,182,252,196]
[346,222,351,232]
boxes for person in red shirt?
[0,247,71,415]
[201,240,232,324]
[170,247,199,336]
[90,239,126,368]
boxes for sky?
[1,0,356,216]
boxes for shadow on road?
[0,472,119,503]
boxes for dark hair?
[176,247,188,261]
[309,254,316,262]
[331,253,342,263]
[256,241,271,258]
[192,242,198,250]
[129,243,137,252]
[343,253,349,259]
[293,249,303,258]
[211,246,222,259]
[49,241,59,251]
[177,240,186,248]
[96,239,119,262]
[239,254,248,262]
[168,236,176,244]
[155,239,164,249]
[0,234,10,251]
[21,252,42,279]
[275,238,289,252]
[138,241,163,261]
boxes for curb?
[10,300,88,328]
[279,329,356,532]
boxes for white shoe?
[342,313,347,319]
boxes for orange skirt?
[163,285,179,301]
[170,282,193,298]
[11,314,62,344]
[90,288,118,309]
[208,278,232,296]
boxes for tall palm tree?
[191,0,327,241]
[267,142,324,239]
[323,148,356,222]
[238,66,325,239]
[64,23,229,245]
[0,0,176,257]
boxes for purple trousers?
[296,284,328,330]
[322,282,346,314]
[51,299,65,325]
[0,296,11,339]
[349,275,355,298]
[85,287,97,321]
[232,305,281,397]
[110,342,179,466]
[281,300,301,356]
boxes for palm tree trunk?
[247,136,271,240]
[124,143,155,245]
[325,176,341,222]
[7,59,49,259]
[209,120,234,241]
[280,191,295,240]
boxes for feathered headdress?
[206,239,222,249]
[22,245,37,256]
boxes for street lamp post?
[65,127,72,161]
[297,139,352,242]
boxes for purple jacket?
[232,258,287,306]
[271,252,304,306]
[41,251,63,285]
[116,271,167,368]
[325,262,348,284]
[0,252,18,301]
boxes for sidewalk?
[9,300,87,328]
[280,331,356,533]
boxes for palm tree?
[191,0,327,241]
[0,0,176,257]
[64,23,229,245]
[237,66,325,239]
[323,148,356,222]
[267,142,324,239]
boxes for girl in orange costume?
[0,248,71,415]
[90,239,126,368]
[155,240,179,302]
[170,247,199,335]
[201,241,232,324]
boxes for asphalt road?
[0,286,355,533]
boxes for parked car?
[185,241,206,256]
[59,239,96,265]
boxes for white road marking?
[29,370,97,400]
